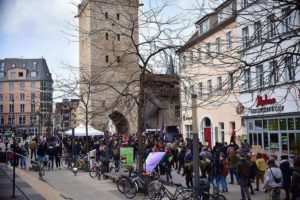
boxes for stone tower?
[78,0,139,134]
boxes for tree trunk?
[85,106,89,153]
[137,72,145,173]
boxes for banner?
[120,147,134,167]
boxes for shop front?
[241,89,300,158]
[245,115,300,158]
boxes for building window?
[207,80,212,94]
[8,115,14,125]
[31,93,35,103]
[198,82,203,98]
[256,65,264,88]
[105,12,108,19]
[206,43,211,58]
[217,76,222,91]
[197,47,201,61]
[219,122,225,143]
[31,104,35,112]
[20,104,25,113]
[190,51,194,63]
[254,21,262,44]
[199,19,209,34]
[10,72,16,79]
[229,72,234,90]
[269,60,279,85]
[19,115,26,125]
[105,55,109,63]
[9,94,14,102]
[226,31,232,49]
[117,56,121,63]
[242,26,249,49]
[31,71,37,77]
[19,81,25,91]
[0,72,4,78]
[105,32,109,40]
[0,63,4,71]
[9,104,14,113]
[31,81,35,89]
[244,68,251,90]
[0,104,3,113]
[0,94,2,102]
[267,14,276,38]
[0,116,3,126]
[285,56,295,81]
[216,37,221,53]
[20,93,25,101]
[117,34,120,41]
[117,13,120,20]
[18,72,24,77]
[185,125,193,139]
[282,7,292,33]
[241,0,248,9]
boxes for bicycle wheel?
[117,176,130,193]
[124,180,138,199]
[211,194,226,200]
[176,189,193,200]
[147,181,163,200]
[89,166,97,178]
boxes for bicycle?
[122,172,160,199]
[147,181,192,200]
[89,161,108,179]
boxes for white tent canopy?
[64,124,104,137]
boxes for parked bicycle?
[147,181,192,200]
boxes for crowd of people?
[1,132,300,200]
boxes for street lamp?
[191,93,200,199]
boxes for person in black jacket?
[280,155,292,200]
[291,156,300,200]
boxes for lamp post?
[12,129,16,198]
[191,93,200,199]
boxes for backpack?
[270,168,281,184]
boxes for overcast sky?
[0,0,220,100]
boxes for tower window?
[105,32,109,40]
[105,12,108,19]
[117,13,120,20]
[117,56,121,63]
[117,34,120,41]
[105,55,109,63]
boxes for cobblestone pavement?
[0,163,45,200]
[26,167,271,200]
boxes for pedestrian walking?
[184,149,193,188]
[228,149,239,184]
[291,156,300,200]
[280,155,292,200]
[19,144,28,169]
[218,154,229,193]
[264,159,282,200]
[29,139,37,160]
[237,155,252,200]
[255,153,267,191]
[55,143,61,168]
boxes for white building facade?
[237,0,300,157]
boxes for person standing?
[228,149,239,184]
[29,139,37,160]
[219,154,229,193]
[237,155,252,200]
[280,155,292,200]
[19,144,28,169]
[264,159,282,200]
[184,149,193,188]
[255,153,267,191]
[55,143,62,169]
[291,156,300,200]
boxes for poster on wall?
[120,147,134,167]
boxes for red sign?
[256,95,276,107]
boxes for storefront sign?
[249,105,284,114]
[256,95,276,107]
